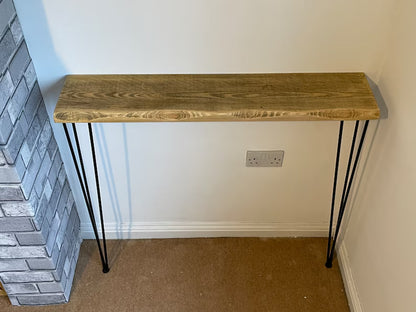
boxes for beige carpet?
[0,238,349,311]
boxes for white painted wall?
[14,0,396,238]
[340,0,416,311]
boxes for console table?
[53,73,379,273]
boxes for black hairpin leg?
[63,123,110,273]
[326,120,369,268]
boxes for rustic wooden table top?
[53,73,379,123]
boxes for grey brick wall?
[0,0,82,306]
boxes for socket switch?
[246,150,284,167]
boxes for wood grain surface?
[54,73,379,123]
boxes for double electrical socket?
[246,150,284,167]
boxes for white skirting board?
[337,241,363,312]
[80,221,329,239]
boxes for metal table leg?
[326,120,369,268]
[62,119,368,271]
[63,123,109,273]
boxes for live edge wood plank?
[53,73,379,123]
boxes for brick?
[7,78,28,124]
[0,0,15,36]
[43,179,52,201]
[46,136,57,159]
[10,17,23,44]
[53,237,69,281]
[0,164,21,183]
[55,212,69,249]
[73,219,80,239]
[67,236,76,260]
[73,239,81,263]
[63,256,71,277]
[0,217,33,232]
[25,115,41,152]
[26,258,55,270]
[37,281,64,293]
[7,295,19,305]
[39,213,49,237]
[29,191,40,211]
[0,30,15,75]
[21,150,41,198]
[0,70,14,113]
[1,202,34,217]
[15,231,46,245]
[9,42,30,85]
[51,241,59,266]
[2,123,24,164]
[56,182,69,218]
[0,259,28,272]
[14,154,26,180]
[17,293,66,305]
[33,194,48,231]
[64,258,77,300]
[57,165,66,187]
[32,215,42,232]
[1,271,54,283]
[44,199,55,225]
[67,207,77,235]
[49,179,62,211]
[19,140,31,166]
[48,152,62,187]
[36,103,48,126]
[0,185,24,201]
[37,122,52,158]
[28,192,39,214]
[4,283,38,295]
[23,83,41,127]
[60,272,68,291]
[24,62,36,90]
[0,246,46,258]
[0,150,6,166]
[66,193,74,214]
[0,233,16,246]
[0,109,13,144]
[34,153,52,197]
[53,258,64,281]
[6,296,21,307]
[18,113,29,137]
[45,213,60,256]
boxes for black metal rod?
[63,123,108,272]
[72,124,93,211]
[63,123,91,211]
[326,120,369,267]
[88,123,109,273]
[326,121,357,268]
[339,121,359,207]
[326,121,343,264]
[330,121,360,248]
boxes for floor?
[0,238,349,312]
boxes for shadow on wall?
[13,0,88,228]
[14,0,67,112]
[96,124,133,239]
[14,0,135,238]
[366,75,388,119]
[339,77,389,243]
[122,124,133,238]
